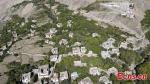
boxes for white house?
[30,29,35,37]
[51,73,59,83]
[67,20,72,28]
[56,23,63,28]
[72,46,88,56]
[99,76,112,84]
[69,32,74,38]
[107,67,118,76]
[57,55,62,63]
[74,61,87,67]
[38,65,51,79]
[60,71,68,81]
[87,51,97,57]
[22,72,31,84]
[45,40,55,45]
[12,31,17,38]
[129,64,135,71]
[101,51,111,59]
[51,47,58,55]
[31,24,36,28]
[80,47,87,54]
[89,67,101,76]
[0,51,3,56]
[110,48,120,56]
[32,20,37,23]
[119,42,128,49]
[7,41,12,46]
[101,38,115,50]
[71,72,79,80]
[73,42,81,46]
[92,33,99,38]
[45,32,53,39]
[78,77,93,84]
[72,47,81,55]
[59,39,68,45]
[1,45,6,50]
[45,28,57,39]
[50,55,58,62]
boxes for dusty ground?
[9,36,51,64]
[55,0,96,10]
[0,36,51,83]
[0,63,8,84]
[0,0,36,21]
[0,0,26,20]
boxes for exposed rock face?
[55,0,96,10]
[0,0,25,20]
[17,3,36,18]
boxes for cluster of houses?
[21,61,135,84]
[22,64,53,84]
[71,42,97,57]
[0,39,14,56]
[21,64,79,84]
[77,66,118,84]
[45,28,58,39]
[101,38,120,59]
[44,28,58,45]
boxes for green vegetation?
[0,15,34,61]
[1,2,146,84]
[141,10,150,41]
[6,62,36,84]
[119,48,142,66]
[55,56,100,83]
[145,31,150,41]
[53,4,143,84]
[137,58,150,81]
[136,9,150,82]
[141,10,150,30]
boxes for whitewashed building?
[71,72,79,80]
[51,47,58,55]
[101,51,111,59]
[107,67,118,76]
[60,71,68,81]
[92,33,99,38]
[0,51,3,56]
[45,28,57,39]
[99,76,112,84]
[59,39,68,45]
[22,72,31,84]
[45,40,55,45]
[78,77,93,84]
[101,38,115,50]
[89,67,101,76]
[50,55,58,62]
[38,65,51,79]
[74,61,87,67]
[67,20,72,28]
[51,73,59,83]
[56,23,63,28]
[69,32,74,38]
[87,51,97,57]
[72,47,81,55]
[81,47,87,54]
